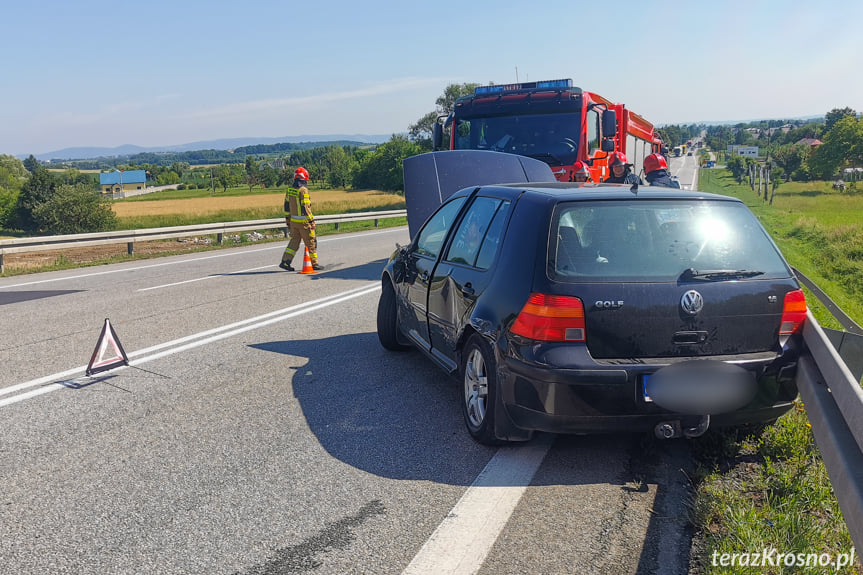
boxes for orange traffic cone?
[300,246,316,274]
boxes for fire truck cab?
[433,79,658,183]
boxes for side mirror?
[432,123,443,151]
[602,110,617,138]
[601,139,615,153]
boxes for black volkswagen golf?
[377,182,806,445]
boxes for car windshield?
[452,112,580,166]
[551,200,792,282]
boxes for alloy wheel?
[464,347,489,428]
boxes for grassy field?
[112,185,405,229]
[691,169,862,574]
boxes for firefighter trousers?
[282,221,317,265]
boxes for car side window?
[475,200,511,270]
[415,197,467,259]
[445,197,509,269]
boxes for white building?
[727,145,759,157]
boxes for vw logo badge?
[681,290,704,315]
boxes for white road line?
[403,435,553,575]
[137,264,274,291]
[0,227,406,290]
[0,284,380,407]
[0,245,278,290]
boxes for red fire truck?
[433,79,660,183]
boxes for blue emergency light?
[474,79,572,95]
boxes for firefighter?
[571,161,592,183]
[279,167,322,271]
[603,152,643,185]
[644,153,680,188]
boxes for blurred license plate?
[642,374,653,402]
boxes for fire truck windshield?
[452,112,581,167]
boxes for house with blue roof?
[99,170,147,194]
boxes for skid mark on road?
[241,500,386,574]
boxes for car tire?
[377,280,411,351]
[461,334,503,445]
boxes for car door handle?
[461,283,475,297]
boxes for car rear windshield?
[550,199,792,282]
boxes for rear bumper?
[504,401,795,434]
[498,351,798,435]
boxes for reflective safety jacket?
[285,185,314,224]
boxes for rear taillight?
[510,293,585,342]
[779,289,807,335]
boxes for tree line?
[705,107,860,183]
[46,140,372,170]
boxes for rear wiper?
[679,268,765,281]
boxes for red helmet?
[572,161,590,177]
[609,152,628,167]
[644,153,668,174]
[294,167,310,181]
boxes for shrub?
[31,183,117,234]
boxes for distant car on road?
[687,151,693,156]
[377,179,805,444]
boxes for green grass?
[691,168,863,573]
[691,407,861,574]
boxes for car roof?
[471,182,742,203]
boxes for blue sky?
[3,0,862,156]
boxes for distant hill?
[32,134,393,162]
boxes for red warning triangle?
[86,318,129,376]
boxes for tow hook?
[654,415,711,439]
[654,421,682,439]
[683,415,710,438]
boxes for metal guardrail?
[793,266,863,552]
[0,209,406,273]
[797,312,863,552]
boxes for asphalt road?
[667,148,700,190]
[0,227,694,574]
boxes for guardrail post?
[0,253,4,274]
[127,242,134,255]
[374,219,379,227]
[334,222,339,231]
[217,233,223,245]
